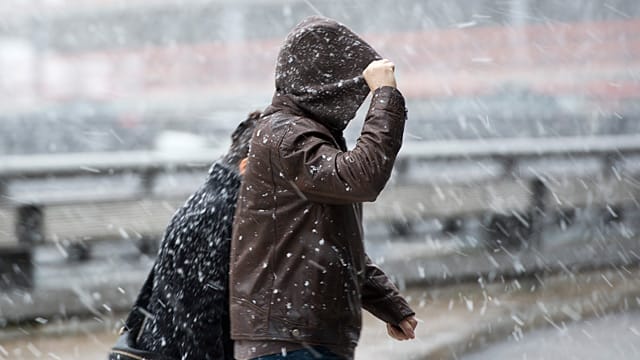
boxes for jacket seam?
[274,116,298,180]
[266,141,279,330]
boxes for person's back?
[133,112,259,360]
[137,163,240,359]
[230,16,416,360]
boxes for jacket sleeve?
[361,254,415,326]
[278,86,406,204]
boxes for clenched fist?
[387,315,418,341]
[363,59,397,91]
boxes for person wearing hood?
[229,16,416,360]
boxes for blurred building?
[0,0,638,154]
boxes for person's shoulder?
[259,113,330,153]
[279,119,339,158]
[262,111,327,134]
[270,113,332,139]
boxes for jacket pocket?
[230,296,269,335]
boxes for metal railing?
[1,135,639,287]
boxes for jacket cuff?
[367,294,415,326]
[369,86,406,116]
[386,295,415,326]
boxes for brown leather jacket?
[229,16,414,353]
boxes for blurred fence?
[1,134,640,288]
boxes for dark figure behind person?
[130,111,259,360]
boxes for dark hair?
[224,111,261,166]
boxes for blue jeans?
[252,347,344,359]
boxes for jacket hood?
[272,16,381,132]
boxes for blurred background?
[0,0,639,359]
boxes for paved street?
[463,311,640,360]
[1,266,639,360]
[356,265,640,359]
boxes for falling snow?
[0,0,638,359]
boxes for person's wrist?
[369,81,396,91]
